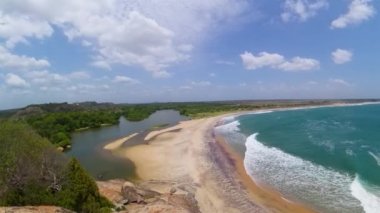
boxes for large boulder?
[135,188,161,199]
[121,182,144,204]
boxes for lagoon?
[66,110,187,180]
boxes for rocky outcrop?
[0,206,73,213]
[97,179,200,213]
[120,181,144,204]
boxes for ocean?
[215,103,380,213]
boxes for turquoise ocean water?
[215,103,380,213]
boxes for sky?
[0,0,379,109]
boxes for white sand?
[118,115,316,213]
[103,133,138,150]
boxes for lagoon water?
[66,110,187,180]
[216,104,380,213]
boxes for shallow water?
[66,110,187,180]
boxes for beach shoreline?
[102,111,319,212]
[101,102,380,212]
[214,133,316,213]
[103,133,139,150]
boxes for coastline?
[214,134,316,213]
[102,113,317,212]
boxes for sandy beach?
[103,113,318,213]
[103,133,138,150]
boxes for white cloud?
[281,0,328,22]
[0,13,53,48]
[277,56,320,71]
[113,75,140,84]
[91,60,111,70]
[0,0,249,77]
[215,59,235,65]
[179,86,192,90]
[307,80,318,85]
[5,73,29,88]
[331,49,353,64]
[0,46,50,70]
[329,78,351,86]
[240,51,319,72]
[240,51,285,70]
[191,81,211,86]
[101,84,110,90]
[90,11,190,77]
[81,40,92,47]
[68,71,90,80]
[25,70,68,85]
[331,0,375,29]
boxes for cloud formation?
[329,78,351,86]
[0,0,249,77]
[5,73,29,88]
[0,13,53,48]
[331,0,375,29]
[191,81,211,86]
[281,0,328,22]
[0,46,50,70]
[331,49,353,64]
[240,51,319,71]
[113,76,140,84]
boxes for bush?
[0,121,112,212]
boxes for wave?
[220,115,236,123]
[214,120,240,133]
[368,151,380,167]
[244,133,363,213]
[247,110,274,115]
[239,102,380,118]
[350,176,380,213]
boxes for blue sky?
[0,0,378,109]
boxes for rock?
[135,188,161,199]
[0,206,74,213]
[57,147,64,152]
[115,204,126,212]
[169,187,177,195]
[167,193,200,213]
[97,179,125,204]
[144,197,160,204]
[119,199,129,205]
[121,182,144,203]
[122,181,136,188]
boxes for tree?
[0,121,112,212]
[57,159,112,212]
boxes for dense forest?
[0,121,112,212]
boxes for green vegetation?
[4,100,373,150]
[121,104,161,121]
[0,121,113,212]
[26,111,121,148]
[23,105,163,148]
[0,100,377,211]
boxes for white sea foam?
[247,110,274,115]
[346,149,355,156]
[214,120,240,133]
[244,133,363,213]
[351,176,380,213]
[220,115,236,123]
[368,151,380,167]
